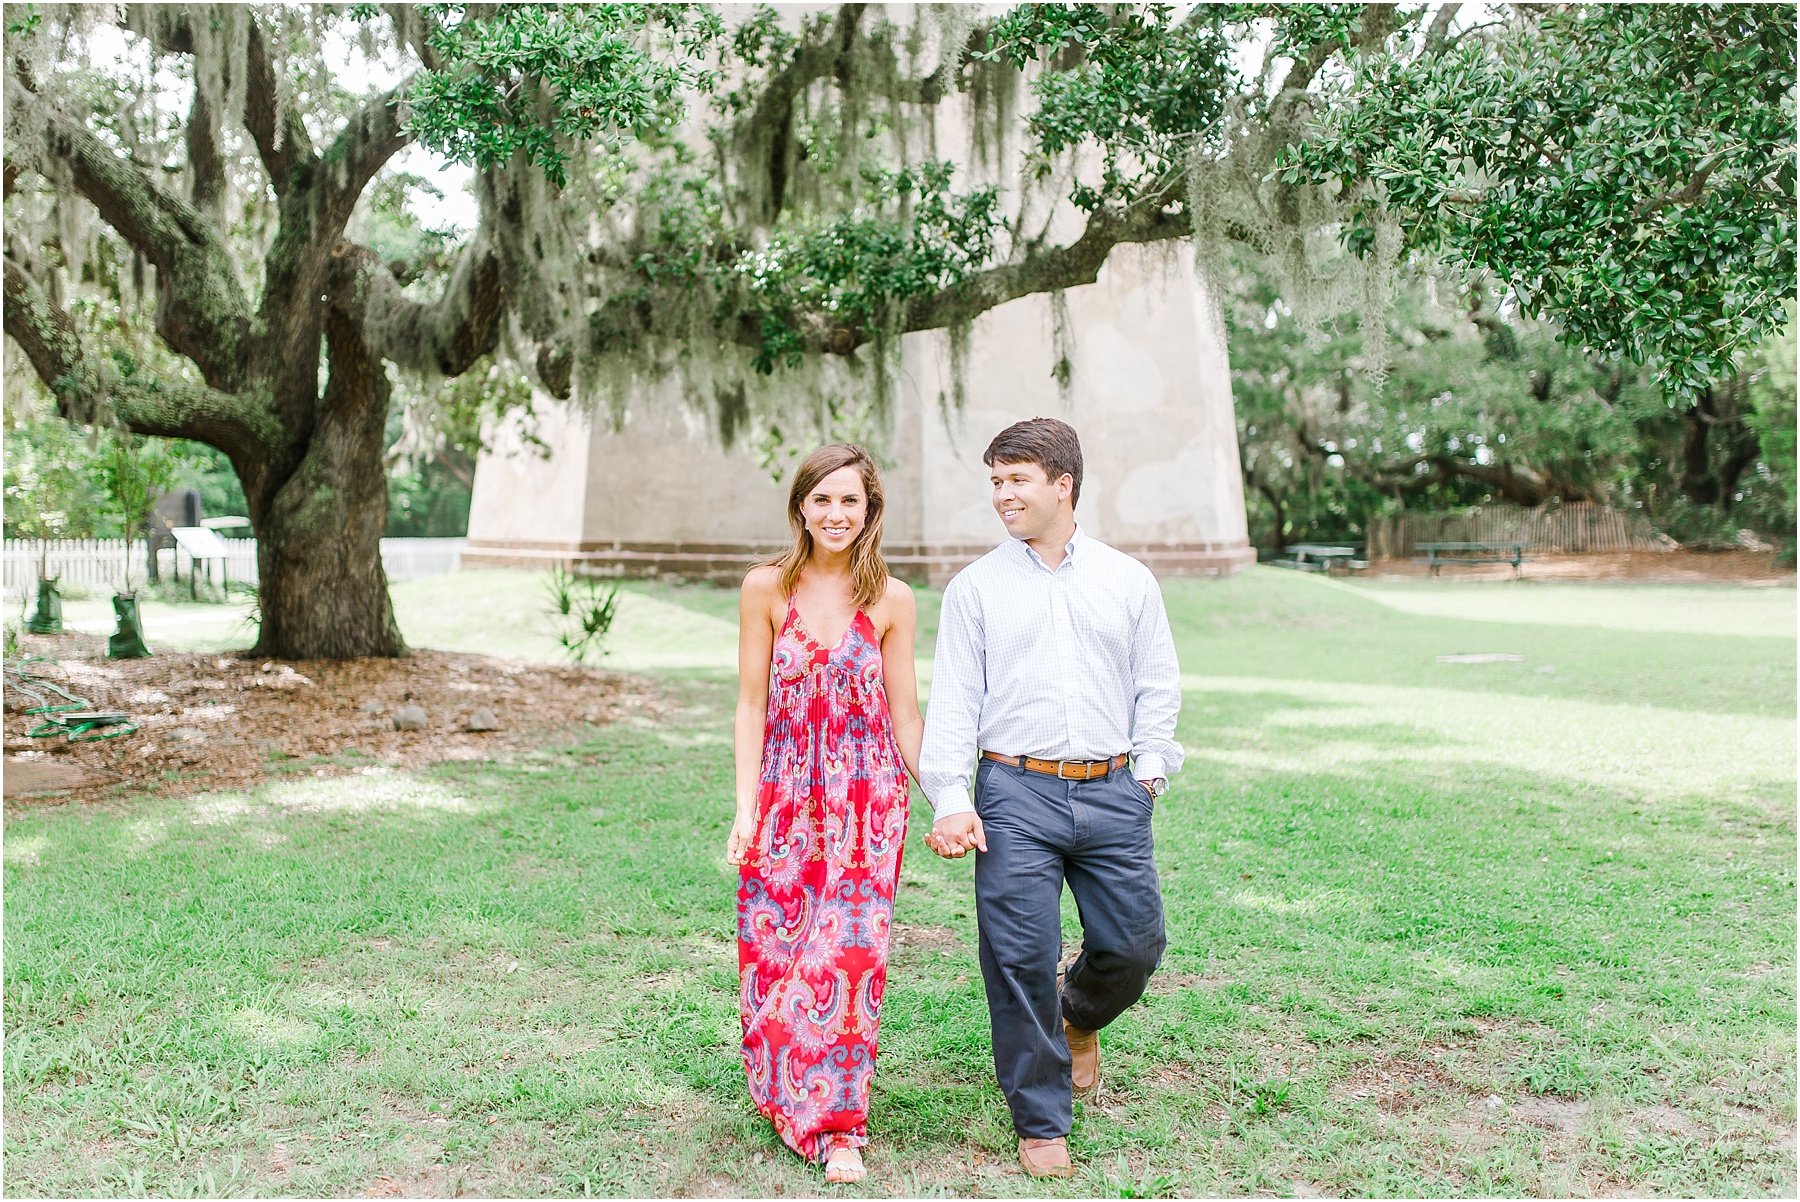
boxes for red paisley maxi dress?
[738,600,910,1163]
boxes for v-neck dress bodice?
[737,599,909,1162]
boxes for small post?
[107,592,151,659]
[26,577,63,634]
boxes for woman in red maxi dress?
[729,444,923,1185]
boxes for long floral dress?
[738,601,910,1163]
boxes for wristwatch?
[1141,777,1168,799]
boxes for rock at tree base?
[392,705,428,731]
[466,707,500,732]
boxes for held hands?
[922,783,1150,861]
[725,812,757,865]
[927,812,987,859]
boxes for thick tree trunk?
[1717,438,1760,507]
[1678,383,1761,510]
[1262,487,1288,555]
[249,315,405,659]
[1680,392,1721,505]
[251,453,404,659]
[1709,383,1760,510]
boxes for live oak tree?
[1001,2,1794,547]
[5,3,1793,657]
[5,4,468,658]
[1225,261,1657,552]
[2,2,1200,658]
[1281,2,1796,401]
[1225,255,1797,555]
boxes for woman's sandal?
[824,1144,867,1184]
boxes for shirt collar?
[1017,522,1083,571]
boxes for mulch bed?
[4,635,661,807]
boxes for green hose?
[5,657,139,742]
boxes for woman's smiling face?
[801,465,868,555]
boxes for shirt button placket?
[1053,572,1076,758]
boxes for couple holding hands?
[728,418,1183,1183]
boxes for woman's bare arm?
[729,567,780,864]
[878,578,924,782]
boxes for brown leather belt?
[981,750,1129,780]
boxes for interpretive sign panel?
[170,526,229,560]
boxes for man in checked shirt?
[919,417,1183,1179]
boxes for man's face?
[991,459,1072,541]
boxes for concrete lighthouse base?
[463,242,1256,587]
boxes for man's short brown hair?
[983,417,1084,509]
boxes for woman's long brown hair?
[768,443,889,609]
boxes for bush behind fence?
[3,538,466,593]
[1367,503,1679,559]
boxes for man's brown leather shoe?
[1065,1019,1099,1094]
[1018,1136,1074,1178]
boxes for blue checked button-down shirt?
[919,525,1184,819]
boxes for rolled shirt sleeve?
[1129,578,1184,781]
[918,575,984,819]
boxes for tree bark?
[1259,481,1288,555]
[251,311,405,658]
[1680,389,1722,505]
[1240,453,1288,554]
[1679,381,1762,510]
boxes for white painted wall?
[464,3,1250,570]
[904,242,1249,551]
[577,373,789,544]
[465,398,595,547]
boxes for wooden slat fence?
[3,537,465,593]
[1368,503,1678,560]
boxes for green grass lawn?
[5,568,1793,1196]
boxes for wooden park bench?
[1414,541,1524,577]
[1271,544,1369,574]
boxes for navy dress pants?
[972,758,1166,1140]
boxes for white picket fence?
[3,537,466,593]
[375,538,466,581]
